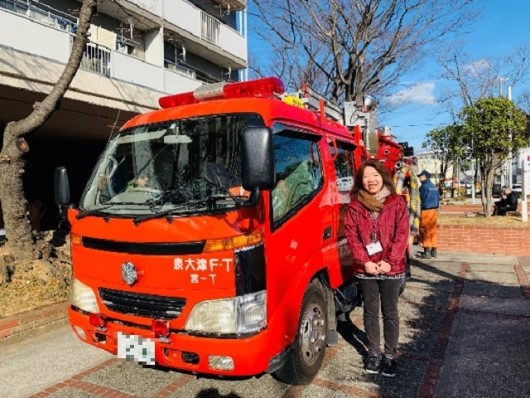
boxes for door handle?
[323,226,332,240]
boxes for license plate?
[117,332,155,365]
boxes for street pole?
[522,157,528,222]
[471,159,475,204]
[471,136,475,204]
[508,85,513,190]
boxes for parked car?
[512,183,522,198]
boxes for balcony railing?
[80,42,111,77]
[201,12,219,45]
[164,59,196,79]
[0,0,77,33]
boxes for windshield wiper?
[146,189,198,209]
[133,199,210,225]
[76,202,146,220]
[76,205,114,220]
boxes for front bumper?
[68,307,273,377]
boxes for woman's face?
[362,166,383,195]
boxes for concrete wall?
[0,10,70,63]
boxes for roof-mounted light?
[223,77,285,99]
[159,77,285,109]
[158,92,198,108]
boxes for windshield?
[80,113,264,216]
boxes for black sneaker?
[381,355,397,377]
[364,354,382,374]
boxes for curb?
[0,301,69,347]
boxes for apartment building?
[0,0,247,229]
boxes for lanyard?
[370,211,379,243]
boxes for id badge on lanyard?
[366,215,383,255]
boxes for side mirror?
[54,166,71,206]
[241,127,275,190]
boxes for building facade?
[0,0,248,229]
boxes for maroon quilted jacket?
[344,193,409,276]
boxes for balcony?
[0,0,77,33]
[0,6,202,110]
[206,0,246,12]
[163,0,246,68]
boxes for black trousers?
[358,278,403,357]
[495,205,516,216]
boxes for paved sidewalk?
[1,250,529,397]
[424,251,530,398]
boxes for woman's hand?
[378,260,391,273]
[364,261,380,275]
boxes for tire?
[274,279,328,385]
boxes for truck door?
[328,140,356,281]
[266,127,328,308]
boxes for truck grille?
[99,288,186,319]
[83,237,205,255]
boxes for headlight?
[185,291,266,334]
[71,278,99,313]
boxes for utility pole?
[471,135,475,204]
[507,85,513,190]
[498,76,506,97]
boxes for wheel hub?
[299,302,326,366]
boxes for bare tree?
[0,0,97,261]
[250,0,480,105]
[436,46,530,211]
[438,45,530,113]
[518,91,530,114]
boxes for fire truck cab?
[55,77,397,385]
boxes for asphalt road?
[1,251,529,398]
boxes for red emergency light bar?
[159,77,285,109]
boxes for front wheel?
[274,279,328,385]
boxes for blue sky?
[247,0,529,154]
[382,0,530,152]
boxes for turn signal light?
[71,233,83,246]
[204,230,264,252]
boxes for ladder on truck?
[282,84,344,125]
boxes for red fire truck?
[55,77,404,385]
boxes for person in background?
[416,170,440,259]
[492,186,508,216]
[394,158,421,279]
[493,186,518,216]
[344,160,410,378]
[126,174,150,191]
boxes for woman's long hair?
[351,159,397,197]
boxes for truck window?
[330,142,355,193]
[80,113,264,216]
[271,132,323,226]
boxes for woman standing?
[344,160,410,377]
